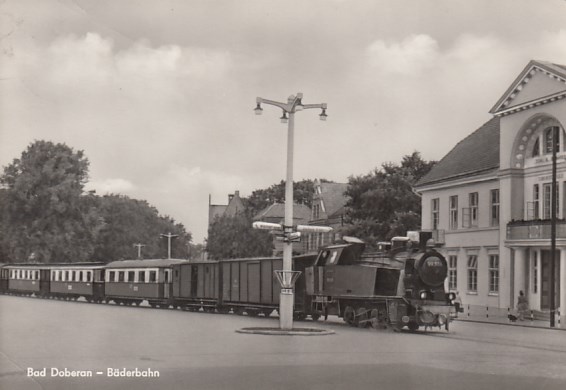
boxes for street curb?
[455,318,566,331]
[236,327,335,336]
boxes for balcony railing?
[506,219,566,240]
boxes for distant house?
[306,179,349,252]
[208,190,245,226]
[254,202,312,255]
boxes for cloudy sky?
[1,0,566,243]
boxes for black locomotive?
[0,232,456,332]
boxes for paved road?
[1,295,565,390]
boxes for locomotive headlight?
[419,291,428,300]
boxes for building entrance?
[540,250,561,310]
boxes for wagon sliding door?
[247,262,260,303]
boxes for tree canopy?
[343,152,435,247]
[0,140,192,263]
[206,211,273,260]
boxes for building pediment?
[490,60,566,116]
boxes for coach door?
[164,269,172,299]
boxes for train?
[0,232,457,332]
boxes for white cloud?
[366,34,440,74]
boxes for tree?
[244,179,316,216]
[0,141,101,262]
[207,212,273,259]
[343,152,435,247]
[90,194,192,262]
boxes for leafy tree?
[207,212,273,259]
[343,152,435,247]
[0,141,102,263]
[90,194,192,262]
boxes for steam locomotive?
[0,232,456,332]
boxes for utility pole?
[133,243,145,259]
[160,232,179,259]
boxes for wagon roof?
[3,262,105,269]
[105,259,189,268]
[218,254,317,263]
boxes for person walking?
[517,290,529,321]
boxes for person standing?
[517,290,529,321]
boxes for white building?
[415,60,566,324]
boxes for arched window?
[544,127,561,154]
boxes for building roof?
[253,202,312,224]
[318,182,349,216]
[490,60,566,115]
[416,117,500,187]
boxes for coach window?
[86,271,92,282]
[138,271,146,283]
[118,271,125,282]
[149,270,157,283]
[128,271,135,282]
[108,271,115,282]
[36,270,40,280]
[79,271,83,282]
[71,271,76,282]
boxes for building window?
[488,255,499,294]
[467,255,478,292]
[490,189,499,227]
[533,251,538,294]
[532,184,540,219]
[543,183,559,219]
[431,198,440,230]
[532,137,540,157]
[449,196,458,230]
[448,255,457,290]
[313,204,320,220]
[469,193,478,227]
[544,127,560,154]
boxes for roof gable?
[490,60,566,115]
[416,117,500,187]
[316,182,348,217]
[253,203,312,223]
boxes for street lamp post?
[254,93,327,330]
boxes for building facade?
[416,60,566,324]
[306,179,349,252]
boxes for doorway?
[540,250,561,310]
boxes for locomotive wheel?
[343,306,356,326]
[356,307,368,328]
